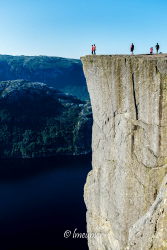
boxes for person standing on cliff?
[155,43,160,54]
[130,43,134,55]
[91,45,94,55]
[93,44,96,55]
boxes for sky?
[0,0,167,59]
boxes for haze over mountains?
[0,55,92,159]
[0,55,89,100]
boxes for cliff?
[0,80,92,158]
[81,55,167,250]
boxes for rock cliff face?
[81,55,167,249]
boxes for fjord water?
[0,156,91,250]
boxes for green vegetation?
[0,80,92,159]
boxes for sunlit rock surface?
[81,55,167,249]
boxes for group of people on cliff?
[91,44,96,54]
[130,42,160,55]
[91,43,160,55]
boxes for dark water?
[0,156,91,250]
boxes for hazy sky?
[0,0,166,58]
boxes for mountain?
[0,80,92,159]
[0,55,88,100]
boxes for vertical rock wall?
[81,55,167,250]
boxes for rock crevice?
[131,73,138,120]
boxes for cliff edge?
[81,55,167,250]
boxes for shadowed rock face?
[0,55,88,100]
[81,55,167,250]
[0,80,92,159]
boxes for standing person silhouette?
[93,44,96,55]
[130,43,134,55]
[91,45,94,55]
[155,43,160,54]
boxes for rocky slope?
[0,55,88,100]
[81,55,167,249]
[0,80,92,159]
